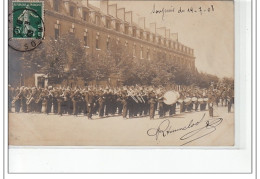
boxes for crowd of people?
[8,83,234,119]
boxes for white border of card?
[2,0,257,177]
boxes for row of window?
[54,27,193,61]
[51,2,193,55]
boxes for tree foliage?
[21,33,225,88]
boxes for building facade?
[32,0,196,87]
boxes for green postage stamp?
[12,1,44,39]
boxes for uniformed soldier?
[98,89,105,117]
[21,87,29,113]
[208,92,215,117]
[158,92,165,118]
[8,85,14,112]
[227,87,234,113]
[35,88,43,113]
[46,86,53,114]
[52,88,59,114]
[120,90,128,119]
[26,87,37,113]
[148,91,156,119]
[13,87,22,113]
[71,89,81,116]
[85,89,95,119]
[116,90,123,115]
[57,89,64,116]
[143,91,149,116]
[169,103,176,116]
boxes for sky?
[88,1,234,78]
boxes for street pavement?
[9,105,234,146]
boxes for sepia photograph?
[8,0,234,146]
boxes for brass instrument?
[12,91,22,104]
[136,95,143,103]
[35,93,43,103]
[26,94,34,105]
[140,95,145,103]
[128,90,139,103]
[130,95,139,103]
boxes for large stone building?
[22,0,196,87]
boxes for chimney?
[100,0,108,14]
[108,4,117,18]
[171,33,178,41]
[157,27,166,37]
[149,23,156,34]
[117,8,125,21]
[138,17,145,29]
[166,29,170,38]
[125,11,132,24]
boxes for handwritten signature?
[147,113,223,145]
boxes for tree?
[21,33,88,84]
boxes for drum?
[203,98,209,102]
[198,98,204,103]
[178,99,183,103]
[192,97,198,102]
[184,97,191,103]
[184,98,192,105]
[163,91,179,105]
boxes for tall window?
[133,44,136,57]
[70,6,75,17]
[96,34,100,49]
[124,26,129,34]
[54,1,59,12]
[140,47,143,59]
[116,22,120,31]
[106,19,110,28]
[147,50,150,60]
[55,28,59,40]
[146,33,150,41]
[83,11,88,21]
[96,39,99,49]
[106,37,110,50]
[95,15,100,26]
[133,29,136,37]
[140,31,143,39]
[84,32,88,46]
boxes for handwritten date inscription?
[151,4,215,20]
[147,113,223,146]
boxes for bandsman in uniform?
[208,91,215,117]
[148,90,156,119]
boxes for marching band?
[8,84,234,119]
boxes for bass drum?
[163,91,179,105]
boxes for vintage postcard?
[8,0,234,146]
